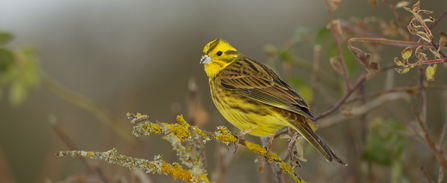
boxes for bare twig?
[50,114,110,183]
[324,0,350,90]
[412,107,447,171]
[345,85,447,104]
[421,167,436,183]
[316,75,367,120]
[320,92,408,129]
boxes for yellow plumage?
[200,38,346,165]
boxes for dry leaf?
[395,1,410,8]
[330,57,343,75]
[412,0,420,12]
[368,0,378,8]
[329,0,342,10]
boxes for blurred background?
[1,0,447,182]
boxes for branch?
[319,92,409,129]
[50,114,110,183]
[412,107,447,171]
[324,0,350,90]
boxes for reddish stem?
[324,0,350,90]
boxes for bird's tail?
[289,117,347,166]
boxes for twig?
[421,167,436,183]
[319,92,408,129]
[345,85,447,104]
[50,114,110,183]
[412,107,447,171]
[324,0,350,90]
[316,75,367,120]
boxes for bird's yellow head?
[200,38,240,79]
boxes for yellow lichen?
[215,126,237,143]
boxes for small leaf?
[412,0,420,12]
[430,48,441,58]
[403,7,411,12]
[368,62,379,71]
[433,63,437,72]
[395,68,410,74]
[401,47,412,59]
[295,139,307,162]
[329,0,342,10]
[368,0,378,8]
[330,57,343,75]
[416,32,431,42]
[395,1,410,8]
[418,10,433,14]
[394,57,403,66]
[425,65,435,81]
[438,36,446,53]
[350,46,371,66]
[423,17,435,22]
[407,25,417,34]
[307,119,318,132]
[415,45,427,61]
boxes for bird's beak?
[200,55,212,65]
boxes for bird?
[199,38,346,166]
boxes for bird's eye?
[217,51,222,56]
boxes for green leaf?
[401,47,412,60]
[0,48,14,72]
[0,32,13,46]
[394,57,403,66]
[363,118,408,166]
[425,65,435,81]
[395,68,410,74]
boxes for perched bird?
[199,38,346,166]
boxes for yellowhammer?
[200,38,346,166]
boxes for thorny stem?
[324,0,351,90]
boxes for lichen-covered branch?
[56,149,209,183]
[57,113,305,183]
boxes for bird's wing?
[220,56,315,121]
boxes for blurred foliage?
[363,118,408,166]
[0,31,39,106]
